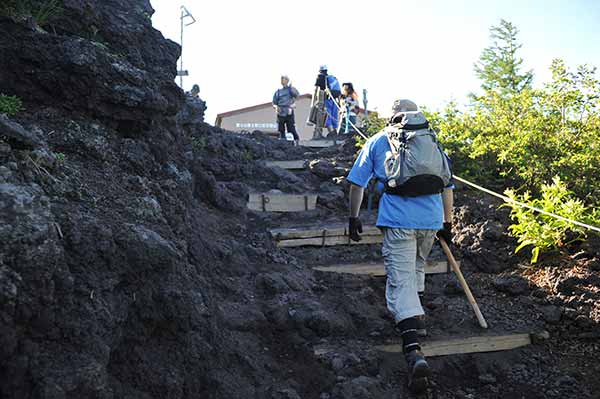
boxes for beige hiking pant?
[382,228,436,323]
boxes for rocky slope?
[0,2,277,397]
[0,2,368,397]
[1,2,600,399]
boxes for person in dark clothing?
[310,65,341,138]
[188,84,200,98]
[315,68,327,90]
[177,83,206,126]
[272,75,300,145]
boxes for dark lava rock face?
[0,2,289,398]
[0,1,360,397]
[0,0,183,129]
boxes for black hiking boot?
[405,349,431,393]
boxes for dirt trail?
[230,131,600,399]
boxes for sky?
[150,0,600,123]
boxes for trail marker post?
[362,89,368,118]
[179,5,196,88]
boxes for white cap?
[319,65,328,71]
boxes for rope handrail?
[453,175,600,233]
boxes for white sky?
[150,0,600,123]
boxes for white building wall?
[218,97,314,141]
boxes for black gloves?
[349,217,363,242]
[436,222,453,244]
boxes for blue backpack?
[326,75,341,98]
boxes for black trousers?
[277,113,299,140]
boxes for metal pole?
[362,89,368,118]
[180,7,184,88]
[178,6,196,89]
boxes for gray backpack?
[383,112,452,196]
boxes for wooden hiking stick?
[439,238,488,329]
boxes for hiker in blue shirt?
[312,65,341,138]
[347,99,454,393]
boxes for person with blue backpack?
[312,65,341,138]
[272,75,300,145]
[346,99,454,393]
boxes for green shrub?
[429,20,600,207]
[0,0,63,27]
[0,94,23,116]
[424,103,505,188]
[503,176,598,263]
[34,0,62,26]
[237,149,252,162]
[55,152,66,164]
[191,136,207,152]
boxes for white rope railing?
[453,175,600,233]
[324,88,369,141]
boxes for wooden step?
[376,333,532,357]
[247,193,318,212]
[299,140,338,148]
[270,224,381,240]
[273,231,382,247]
[313,261,453,276]
[266,160,307,170]
[279,234,383,247]
[270,224,382,247]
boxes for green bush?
[424,103,506,188]
[191,136,207,152]
[55,152,66,164]
[0,0,63,27]
[424,20,600,262]
[0,94,23,116]
[429,20,600,205]
[503,176,598,263]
